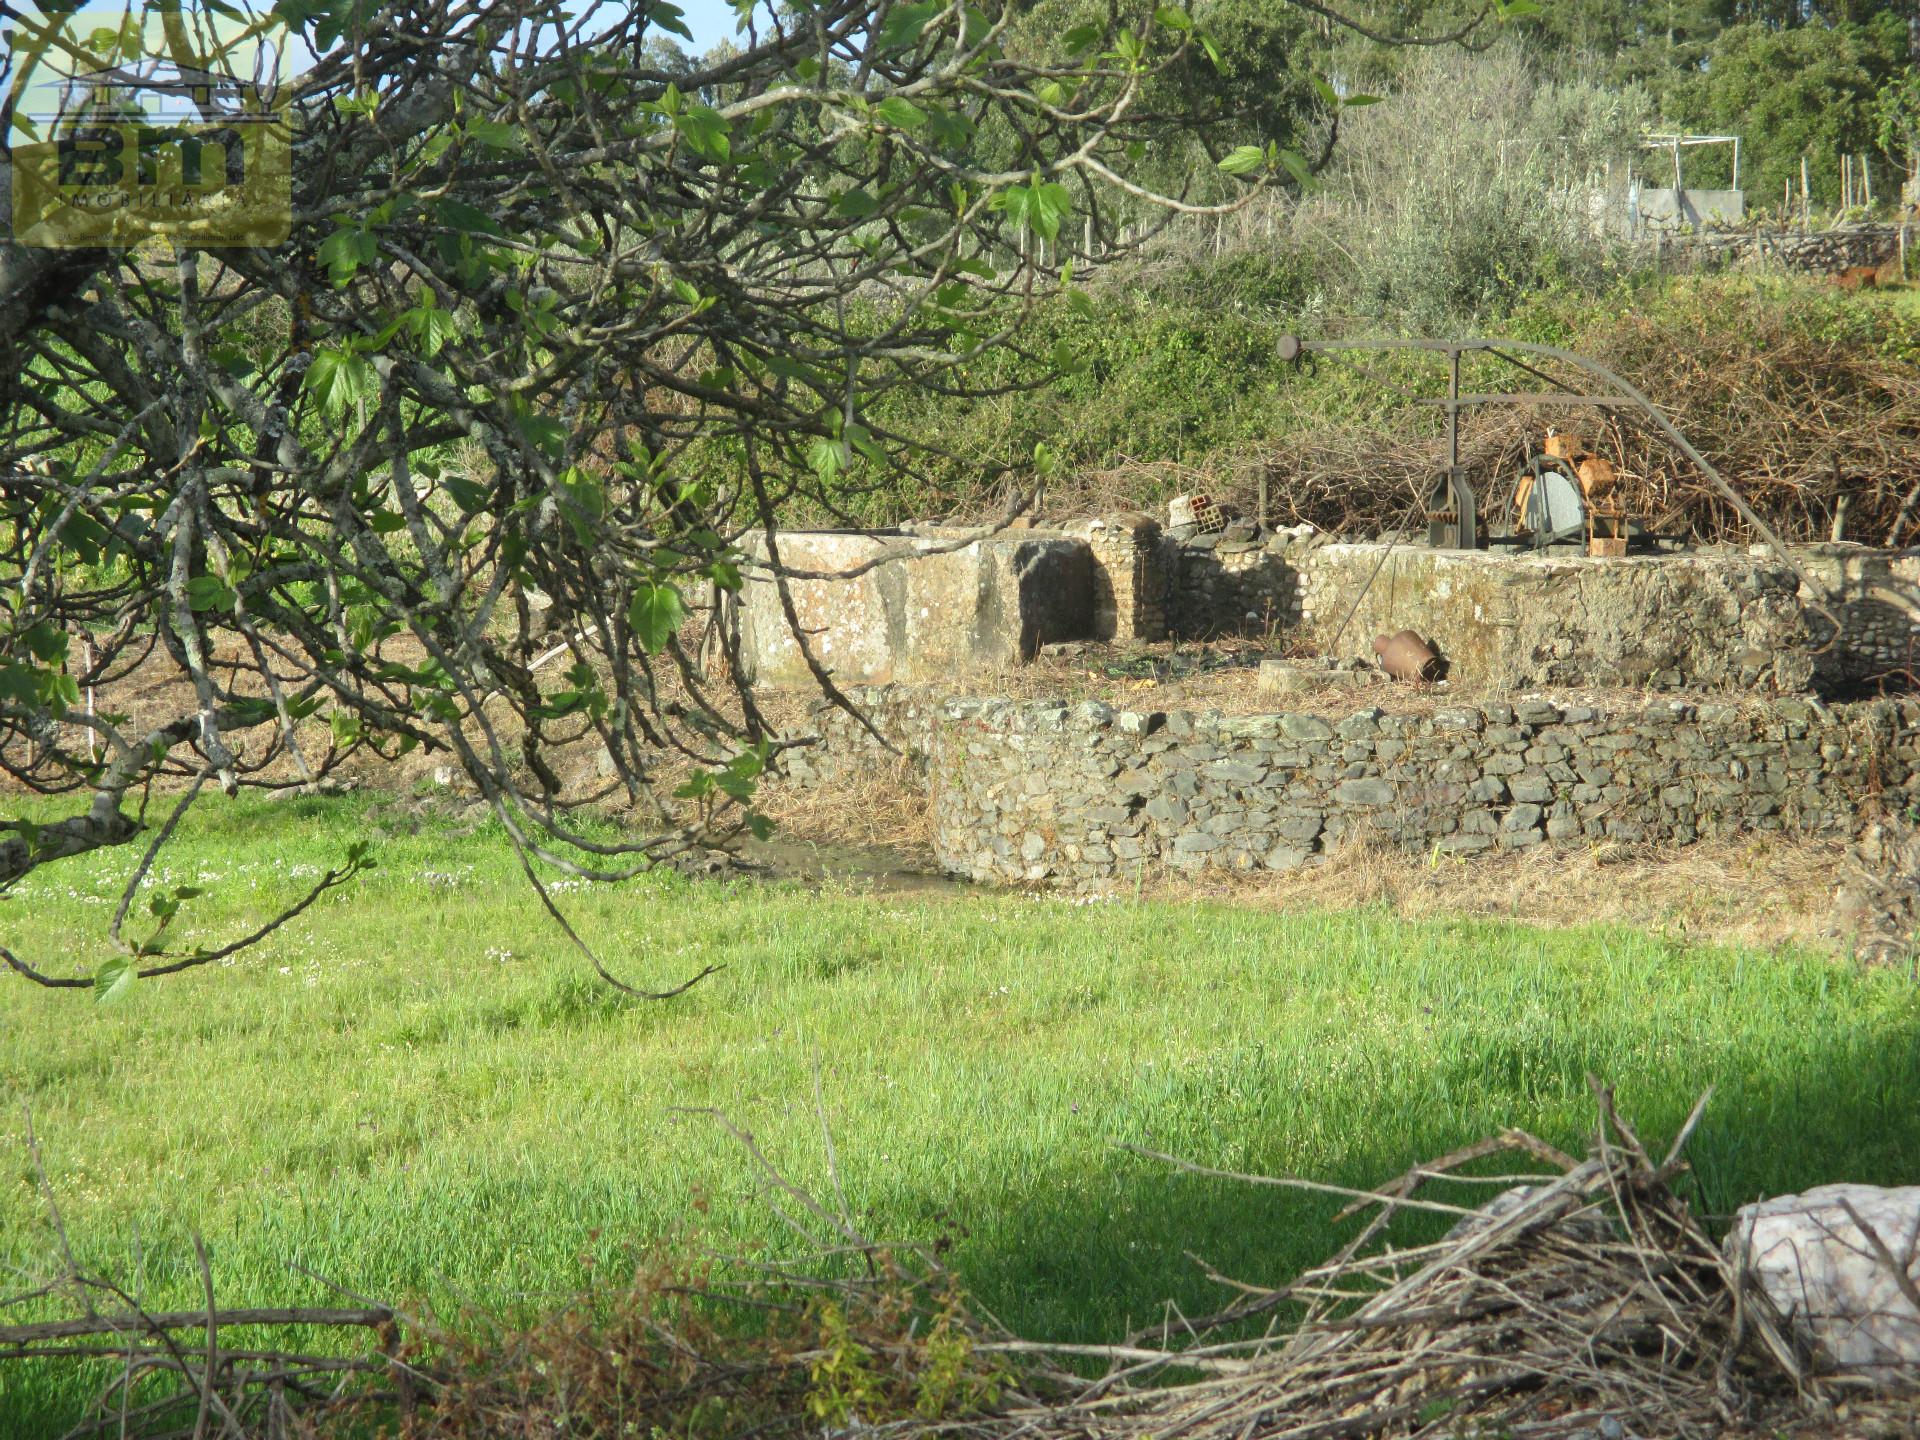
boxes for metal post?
[1446,347,1473,549]
[1446,348,1461,476]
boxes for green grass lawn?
[3,791,1919,1433]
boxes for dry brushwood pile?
[1831,817,1920,973]
[7,1084,1915,1439]
[1070,297,1920,550]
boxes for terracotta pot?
[1374,630,1439,683]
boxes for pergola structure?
[1640,132,1742,192]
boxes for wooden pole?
[1801,156,1810,233]
[1863,154,1874,207]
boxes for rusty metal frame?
[1274,333,1833,609]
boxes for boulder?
[1727,1184,1920,1382]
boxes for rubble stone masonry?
[788,687,1920,891]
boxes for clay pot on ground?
[1374,630,1441,682]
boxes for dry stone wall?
[1167,531,1310,638]
[1074,513,1170,642]
[1796,544,1920,690]
[1671,222,1909,273]
[793,686,1920,891]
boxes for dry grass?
[1175,832,1847,955]
[758,753,936,858]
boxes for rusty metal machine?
[1269,331,1842,653]
[1511,430,1631,556]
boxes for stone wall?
[795,686,1920,891]
[740,525,1920,698]
[1167,530,1311,639]
[1795,544,1920,690]
[1076,513,1169,642]
[1668,221,1907,274]
[1292,544,1815,692]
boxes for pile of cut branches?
[1061,1085,1816,1440]
[11,1084,1907,1439]
[1040,293,1920,550]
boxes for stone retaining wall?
[1668,222,1908,274]
[1796,544,1920,690]
[790,686,1920,890]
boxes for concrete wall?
[736,531,1096,687]
[740,526,1920,698]
[1633,186,1746,230]
[1291,544,1815,693]
[791,687,1920,891]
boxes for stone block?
[1171,832,1222,853]
[1206,761,1267,784]
[1263,844,1314,871]
[1509,775,1554,804]
[1333,778,1395,807]
[1280,713,1335,741]
[738,531,1097,686]
[1144,795,1188,825]
[1502,803,1545,832]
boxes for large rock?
[1728,1184,1920,1382]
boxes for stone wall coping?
[1307,541,1807,576]
[815,683,1920,737]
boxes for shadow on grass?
[932,1006,1920,1344]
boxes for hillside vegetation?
[864,265,1920,543]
